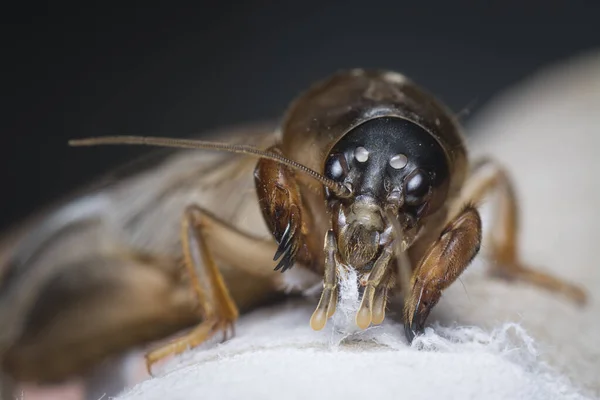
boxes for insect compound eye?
[389,153,408,169]
[404,168,431,205]
[354,146,369,163]
[325,153,350,180]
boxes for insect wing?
[0,123,278,382]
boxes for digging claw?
[403,284,439,344]
[404,308,425,344]
[273,222,292,260]
[404,321,416,343]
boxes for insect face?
[325,117,451,270]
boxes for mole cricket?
[0,69,586,389]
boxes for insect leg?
[181,208,282,280]
[403,205,482,342]
[454,157,586,304]
[144,205,240,372]
[254,147,322,274]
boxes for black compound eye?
[325,153,349,180]
[404,169,431,205]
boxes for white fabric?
[119,304,587,400]
[116,52,600,400]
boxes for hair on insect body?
[0,69,587,395]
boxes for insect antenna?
[69,135,352,198]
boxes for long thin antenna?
[69,136,352,198]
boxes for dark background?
[3,1,599,231]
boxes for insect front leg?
[144,205,277,372]
[455,158,587,304]
[403,205,482,342]
[254,146,321,273]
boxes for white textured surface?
[116,52,600,400]
[119,303,587,400]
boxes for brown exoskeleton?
[0,69,586,397]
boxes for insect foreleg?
[403,206,482,342]
[254,147,322,274]
[455,158,586,304]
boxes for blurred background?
[3,0,599,230]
